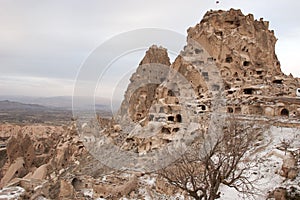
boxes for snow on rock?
[0,186,25,199]
[82,188,94,198]
[219,126,300,200]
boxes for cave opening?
[244,88,254,95]
[243,61,250,66]
[280,108,289,116]
[167,116,174,122]
[273,79,283,84]
[176,114,182,123]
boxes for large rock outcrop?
[187,9,300,116]
[98,9,300,158]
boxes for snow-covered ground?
[0,186,25,199]
[84,126,299,200]
[220,126,300,200]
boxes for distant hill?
[0,99,113,125]
[0,96,114,111]
[0,100,73,125]
[0,100,47,111]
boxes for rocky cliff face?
[187,9,300,117]
[114,9,300,158]
[188,9,281,75]
[117,45,171,125]
[115,41,217,157]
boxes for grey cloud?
[0,0,299,97]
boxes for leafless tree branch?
[158,115,262,200]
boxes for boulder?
[0,157,26,188]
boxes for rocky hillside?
[187,9,300,116]
[0,9,299,200]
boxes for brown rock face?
[59,180,75,199]
[139,45,171,66]
[0,157,26,187]
[171,55,209,95]
[117,45,171,126]
[188,9,281,75]
[269,187,288,200]
[128,83,160,122]
[187,9,300,117]
[6,133,35,169]
[280,156,299,180]
[93,175,138,199]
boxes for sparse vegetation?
[159,116,260,200]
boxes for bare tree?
[158,116,261,200]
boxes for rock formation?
[187,9,300,117]
[110,9,300,158]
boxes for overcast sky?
[0,0,299,97]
